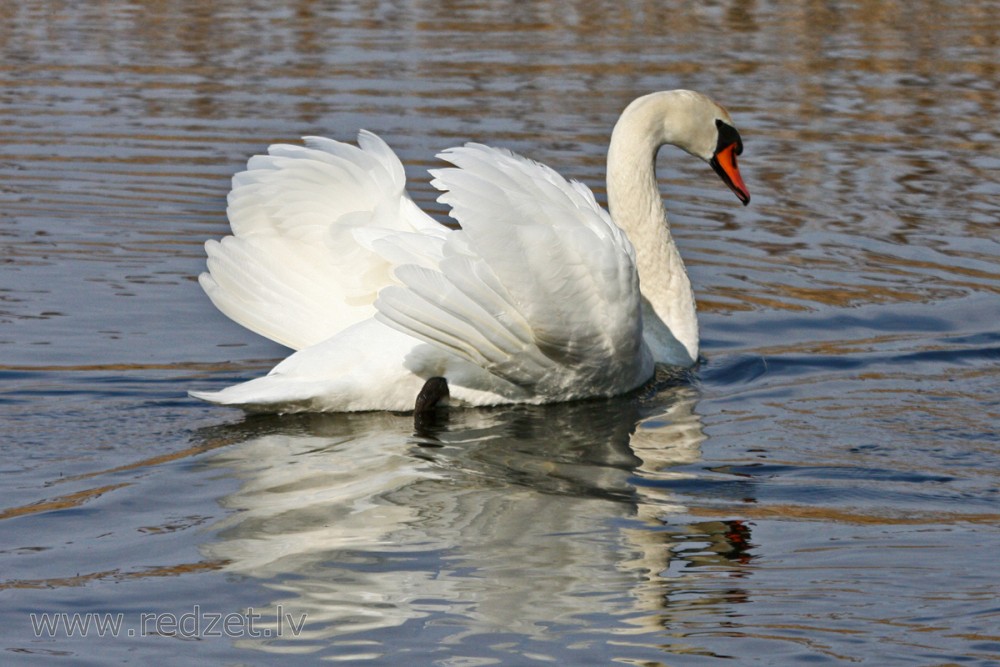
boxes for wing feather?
[200,131,440,350]
[375,143,649,395]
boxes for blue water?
[2,1,999,664]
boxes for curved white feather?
[200,130,439,351]
[374,143,651,397]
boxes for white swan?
[190,90,749,413]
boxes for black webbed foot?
[414,376,449,435]
[414,376,449,414]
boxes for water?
[2,0,999,664]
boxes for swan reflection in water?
[194,378,753,654]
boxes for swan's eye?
[715,119,743,156]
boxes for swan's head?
[620,90,751,206]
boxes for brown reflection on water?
[0,560,229,591]
[689,502,1000,526]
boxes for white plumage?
[191,90,750,412]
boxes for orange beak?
[710,143,751,205]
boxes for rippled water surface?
[3,1,1000,664]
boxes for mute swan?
[190,90,749,413]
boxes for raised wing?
[199,131,440,350]
[374,143,651,398]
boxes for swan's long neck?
[606,95,699,366]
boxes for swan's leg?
[414,376,449,413]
